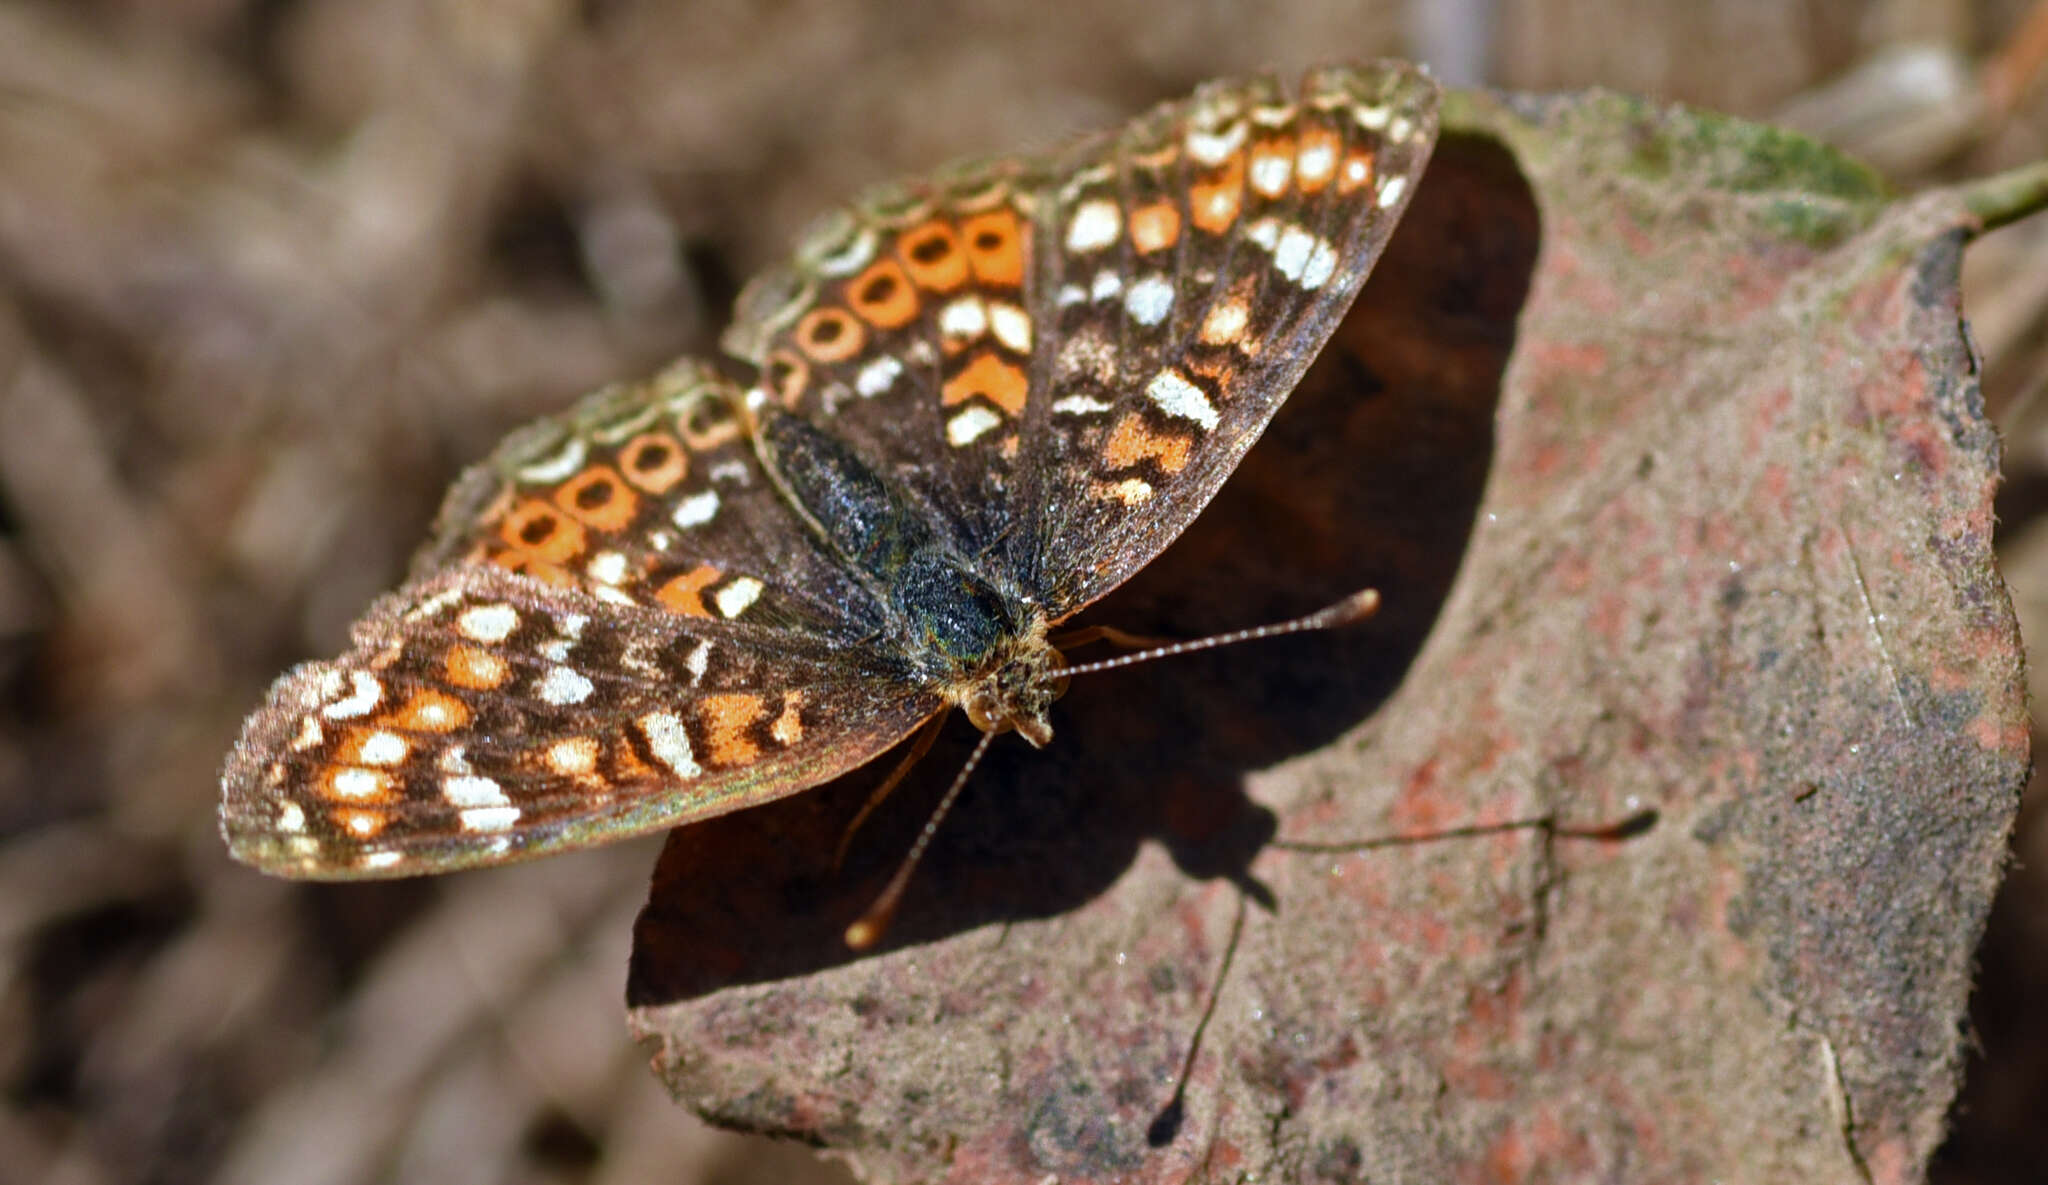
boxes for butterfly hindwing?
[414,359,885,639]
[221,563,942,877]
[222,360,946,877]
[723,159,1052,556]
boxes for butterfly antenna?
[1060,588,1380,679]
[844,726,998,950]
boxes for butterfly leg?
[1049,622,1179,651]
[833,710,949,872]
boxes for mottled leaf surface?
[627,88,2031,1185]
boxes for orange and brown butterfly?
[219,63,1439,889]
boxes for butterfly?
[219,63,1440,914]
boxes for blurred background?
[1,1,2046,1182]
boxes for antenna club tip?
[1325,587,1381,625]
[843,920,882,950]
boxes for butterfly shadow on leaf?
[627,135,1539,1005]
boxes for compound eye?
[963,691,1002,733]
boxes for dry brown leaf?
[627,87,2042,1184]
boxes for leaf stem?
[1960,158,2048,235]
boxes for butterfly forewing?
[1014,64,1438,614]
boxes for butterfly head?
[952,619,1070,749]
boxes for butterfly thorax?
[747,395,1065,745]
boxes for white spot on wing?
[1146,369,1220,429]
[714,576,765,619]
[322,672,383,720]
[1249,152,1292,197]
[814,226,878,275]
[1273,226,1337,289]
[938,296,988,341]
[1066,199,1122,253]
[277,802,306,832]
[640,711,702,777]
[1186,121,1247,165]
[1090,270,1122,301]
[988,303,1033,354]
[947,404,1003,446]
[358,731,408,766]
[587,551,628,585]
[458,603,518,643]
[855,354,903,397]
[1354,103,1390,130]
[1297,140,1337,183]
[461,806,521,833]
[331,768,386,799]
[671,489,720,528]
[538,666,594,706]
[683,640,711,685]
[1056,283,1087,307]
[1378,175,1409,209]
[444,775,509,808]
[1202,298,1249,344]
[362,850,403,869]
[1052,394,1113,416]
[517,438,587,483]
[1124,275,1175,327]
[292,716,324,752]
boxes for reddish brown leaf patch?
[629,90,2030,1185]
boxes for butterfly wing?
[720,156,1053,557]
[1012,63,1439,614]
[715,64,1437,616]
[221,363,944,878]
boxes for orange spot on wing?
[698,693,766,767]
[610,732,653,780]
[317,764,397,803]
[493,553,577,588]
[619,433,688,494]
[656,564,722,617]
[1190,154,1245,234]
[794,307,869,363]
[544,735,601,778]
[334,808,386,837]
[1337,148,1377,195]
[1187,354,1241,387]
[1296,126,1341,192]
[499,500,587,565]
[386,689,469,733]
[941,352,1028,418]
[555,465,640,533]
[1249,136,1296,197]
[679,398,743,451]
[1104,412,1192,473]
[960,209,1026,287]
[848,259,920,330]
[765,350,810,407]
[1129,200,1182,254]
[445,645,509,690]
[897,220,970,292]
